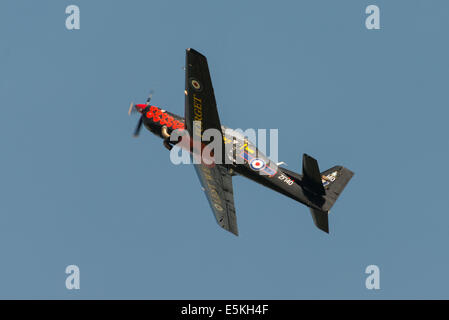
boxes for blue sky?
[1,0,448,298]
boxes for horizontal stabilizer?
[309,208,329,233]
[321,166,354,212]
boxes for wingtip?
[186,48,206,59]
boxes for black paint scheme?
[137,48,353,236]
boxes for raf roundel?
[190,78,202,91]
[250,158,266,171]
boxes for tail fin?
[302,154,325,195]
[302,154,354,233]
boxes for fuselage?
[138,104,324,210]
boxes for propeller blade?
[133,116,143,137]
[146,90,154,105]
[128,102,135,115]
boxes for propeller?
[133,116,143,137]
[129,90,154,137]
[128,101,135,115]
[145,90,154,105]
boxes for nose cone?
[135,104,147,113]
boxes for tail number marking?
[278,174,294,186]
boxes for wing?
[184,48,225,162]
[184,48,237,235]
[194,164,238,235]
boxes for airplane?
[129,48,354,236]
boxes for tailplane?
[309,208,329,233]
[319,164,354,212]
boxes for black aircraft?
[129,48,353,236]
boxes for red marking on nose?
[136,104,147,113]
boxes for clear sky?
[1,0,448,299]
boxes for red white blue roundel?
[250,158,266,171]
